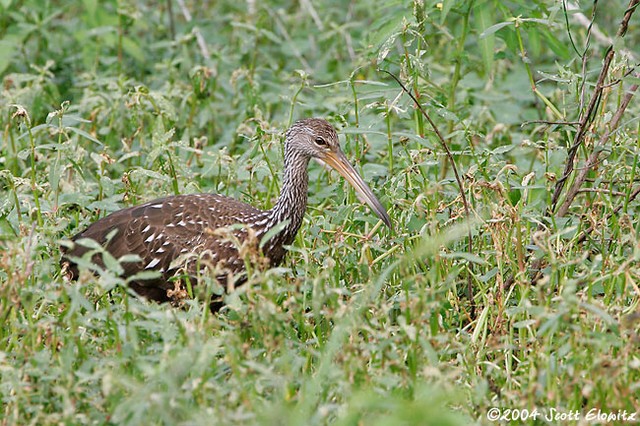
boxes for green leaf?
[439,251,488,265]
[439,0,455,25]
[474,0,495,75]
[260,220,290,250]
[0,40,17,75]
[67,126,104,146]
[377,30,401,65]
[480,20,514,38]
[122,36,146,63]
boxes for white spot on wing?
[142,225,151,233]
[145,234,155,243]
[150,204,163,209]
[145,258,160,269]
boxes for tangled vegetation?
[1,0,639,424]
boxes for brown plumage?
[61,118,391,310]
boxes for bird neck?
[268,149,310,244]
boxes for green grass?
[1,0,639,424]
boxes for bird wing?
[65,193,267,280]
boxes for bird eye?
[315,137,327,147]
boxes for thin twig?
[569,4,607,45]
[521,120,580,127]
[550,0,639,212]
[566,1,639,60]
[576,187,626,197]
[505,1,640,287]
[550,49,610,210]
[576,185,640,245]
[380,69,475,317]
[529,76,640,283]
[602,64,639,88]
[557,76,640,216]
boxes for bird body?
[62,118,391,309]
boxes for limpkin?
[61,118,391,310]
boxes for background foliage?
[1,0,639,424]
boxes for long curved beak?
[320,150,392,229]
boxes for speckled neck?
[268,144,310,245]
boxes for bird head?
[286,118,392,229]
